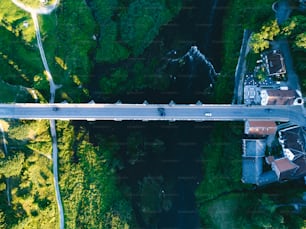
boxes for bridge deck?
[0,103,304,125]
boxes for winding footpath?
[11,1,64,228]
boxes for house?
[262,50,286,78]
[240,138,298,186]
[271,157,299,180]
[292,156,306,178]
[279,126,306,161]
[277,126,306,179]
[245,120,277,136]
[260,89,301,105]
[242,154,279,185]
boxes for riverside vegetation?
[196,0,306,228]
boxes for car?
[52,107,59,111]
[248,87,256,99]
[158,107,166,116]
[204,112,212,117]
[265,108,272,113]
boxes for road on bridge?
[0,103,305,126]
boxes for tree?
[126,132,145,165]
[0,153,25,178]
[120,0,173,56]
[250,20,280,53]
[95,21,130,63]
[295,33,306,49]
[99,68,128,95]
[0,210,6,229]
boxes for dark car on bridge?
[158,107,166,116]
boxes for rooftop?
[245,120,277,136]
[271,157,299,180]
[242,156,263,184]
[293,156,306,178]
[260,89,299,105]
[263,50,286,78]
[242,138,266,157]
[279,126,306,159]
[257,171,278,186]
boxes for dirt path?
[11,1,64,228]
[31,12,59,102]
[11,0,60,15]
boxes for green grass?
[0,80,32,103]
[0,17,46,100]
[245,51,261,73]
[0,1,36,44]
[0,0,97,103]
[39,1,96,102]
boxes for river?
[90,0,228,228]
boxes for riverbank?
[214,0,275,103]
[196,0,306,227]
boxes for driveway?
[274,0,292,24]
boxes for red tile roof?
[272,157,299,180]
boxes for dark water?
[90,0,228,228]
[90,0,227,105]
[90,121,212,228]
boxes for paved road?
[273,0,292,25]
[0,103,305,126]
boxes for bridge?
[0,103,305,126]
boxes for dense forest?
[0,0,305,228]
